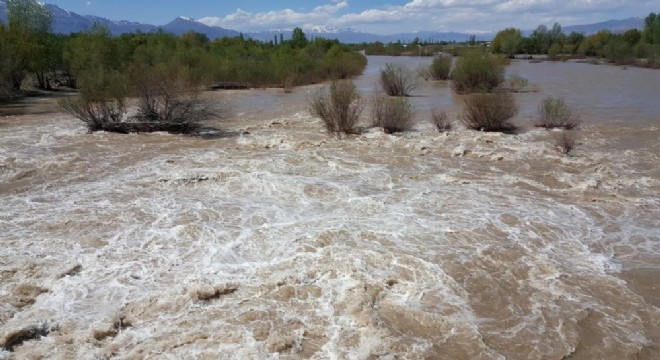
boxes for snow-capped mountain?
[163,17,239,38]
[44,3,159,35]
[0,0,646,43]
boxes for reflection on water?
[0,57,659,359]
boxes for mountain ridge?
[0,1,645,43]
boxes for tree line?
[0,0,367,102]
[491,13,660,66]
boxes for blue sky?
[45,1,658,33]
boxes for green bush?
[537,97,580,129]
[460,92,518,132]
[309,80,363,137]
[452,51,504,93]
[429,55,452,80]
[370,94,415,134]
[502,75,529,92]
[130,64,211,124]
[379,63,419,96]
[603,38,635,65]
[58,69,129,132]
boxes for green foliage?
[309,80,363,137]
[207,35,365,87]
[452,50,504,93]
[537,97,581,129]
[291,27,308,48]
[564,32,585,54]
[379,63,419,96]
[603,37,635,65]
[370,94,415,134]
[491,28,522,56]
[6,0,52,33]
[0,24,14,100]
[43,23,365,130]
[487,14,658,64]
[1,0,53,90]
[502,75,529,92]
[622,29,642,46]
[130,63,210,123]
[59,68,129,131]
[64,25,123,89]
[460,92,518,132]
[577,31,611,56]
[547,43,562,60]
[642,13,660,44]
[429,55,452,80]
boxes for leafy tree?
[0,24,13,99]
[548,23,564,45]
[603,36,634,65]
[642,13,660,44]
[577,30,611,57]
[565,32,585,54]
[291,27,308,48]
[530,24,550,54]
[622,29,641,46]
[491,28,522,56]
[3,0,53,89]
[63,25,122,89]
[547,43,562,59]
[6,0,52,34]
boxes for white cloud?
[199,1,349,30]
[199,0,654,34]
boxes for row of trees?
[0,0,54,98]
[491,13,660,66]
[0,0,367,104]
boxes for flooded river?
[1,57,659,359]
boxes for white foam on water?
[2,62,660,358]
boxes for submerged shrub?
[59,97,126,132]
[379,63,419,96]
[460,92,518,132]
[131,66,212,125]
[537,97,581,129]
[502,75,529,92]
[431,109,452,132]
[452,51,504,93]
[554,130,577,155]
[429,55,452,80]
[370,94,415,134]
[309,79,363,137]
[58,69,129,132]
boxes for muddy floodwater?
[1,57,659,359]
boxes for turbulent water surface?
[1,57,659,359]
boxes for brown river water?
[1,57,659,359]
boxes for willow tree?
[642,13,660,44]
[491,28,523,56]
[3,0,53,89]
